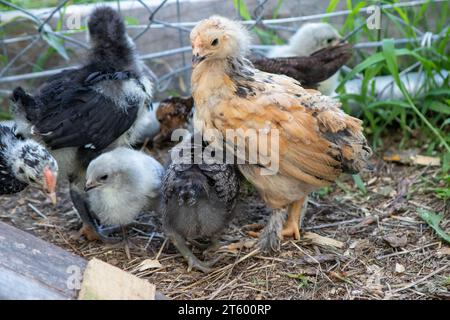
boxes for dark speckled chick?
[161,134,239,272]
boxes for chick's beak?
[85,179,101,192]
[191,38,206,66]
[192,52,206,66]
[43,166,57,205]
[334,38,344,46]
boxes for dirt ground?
[0,145,448,300]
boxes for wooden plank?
[0,221,87,300]
[0,222,168,300]
[78,258,156,300]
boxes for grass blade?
[418,209,450,244]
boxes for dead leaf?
[383,234,408,248]
[365,265,383,293]
[374,186,396,197]
[395,263,405,274]
[135,259,163,272]
[247,231,260,238]
[242,223,264,231]
[412,155,440,166]
[330,271,352,284]
[221,240,256,252]
[437,247,450,256]
[292,254,336,265]
[302,267,319,276]
[304,232,344,249]
[349,240,359,249]
[383,149,440,166]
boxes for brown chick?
[250,43,352,90]
[153,96,194,146]
[190,16,372,252]
[152,47,350,146]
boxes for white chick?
[268,22,342,96]
[85,147,164,227]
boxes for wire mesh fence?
[0,0,448,98]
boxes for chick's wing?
[32,72,140,150]
[250,43,352,88]
[207,72,369,187]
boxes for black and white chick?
[161,135,240,273]
[10,7,152,240]
[0,124,58,202]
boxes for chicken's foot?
[71,188,122,244]
[168,231,221,273]
[281,196,308,240]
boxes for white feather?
[86,147,164,226]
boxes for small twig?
[408,200,434,211]
[155,238,168,260]
[27,203,47,219]
[304,218,366,231]
[390,265,448,294]
[376,242,441,260]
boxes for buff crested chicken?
[190,16,372,252]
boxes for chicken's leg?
[70,186,121,243]
[281,196,308,240]
[167,230,221,273]
[258,208,286,252]
[122,226,132,260]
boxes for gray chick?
[161,135,240,273]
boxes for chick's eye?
[100,175,108,181]
[211,38,219,46]
[326,38,334,44]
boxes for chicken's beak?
[43,166,57,205]
[333,38,343,46]
[191,36,208,66]
[85,179,101,192]
[192,53,206,66]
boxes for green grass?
[418,209,450,244]
[332,1,449,200]
[233,0,285,45]
[232,0,449,198]
[232,1,449,159]
[334,1,450,156]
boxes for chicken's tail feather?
[10,87,38,122]
[87,7,135,66]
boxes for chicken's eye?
[211,38,219,46]
[100,175,108,181]
[326,38,334,44]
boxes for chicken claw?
[281,223,301,240]
[281,198,306,240]
[168,230,223,273]
[78,223,101,241]
[187,255,223,273]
